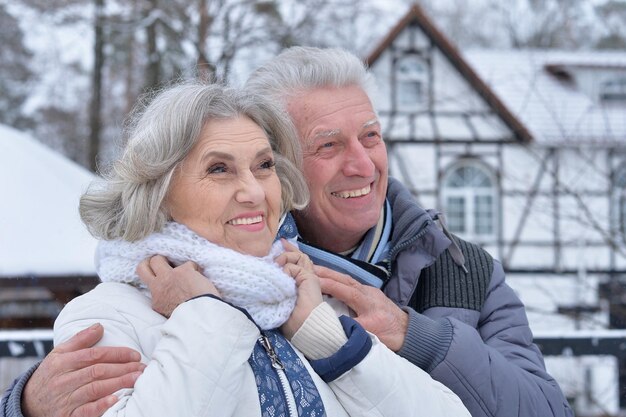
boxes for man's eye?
[363,131,381,145]
[319,142,335,150]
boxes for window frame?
[600,77,626,103]
[394,54,428,109]
[442,160,498,242]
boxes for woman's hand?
[136,255,220,317]
[275,240,323,339]
[274,239,315,272]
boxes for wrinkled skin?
[21,324,144,417]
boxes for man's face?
[287,85,388,252]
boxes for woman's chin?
[230,242,273,258]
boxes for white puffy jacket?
[54,282,470,417]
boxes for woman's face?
[166,116,282,257]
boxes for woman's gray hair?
[80,82,309,242]
[244,46,378,111]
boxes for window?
[600,77,626,102]
[395,55,427,108]
[442,162,497,240]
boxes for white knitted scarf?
[96,222,297,330]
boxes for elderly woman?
[55,82,469,417]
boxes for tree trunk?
[196,0,214,81]
[143,0,160,92]
[88,0,105,172]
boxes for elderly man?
[2,47,573,417]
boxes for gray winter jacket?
[385,177,573,417]
[1,360,36,417]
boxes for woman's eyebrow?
[200,150,234,164]
[200,146,273,163]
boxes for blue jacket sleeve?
[308,316,372,382]
[1,362,39,417]
[398,260,573,417]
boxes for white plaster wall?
[370,51,392,111]
[388,144,437,190]
[545,356,619,416]
[502,146,555,193]
[394,26,431,50]
[560,246,612,271]
[614,248,626,269]
[506,245,556,269]
[436,115,474,140]
[558,148,610,193]
[502,195,555,242]
[432,50,490,112]
[506,274,605,331]
[471,114,510,139]
[559,195,610,243]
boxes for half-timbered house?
[366,4,626,415]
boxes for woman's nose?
[236,172,265,204]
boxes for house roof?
[0,124,98,278]
[464,49,626,145]
[365,4,533,143]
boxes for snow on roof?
[0,124,98,277]
[464,49,626,145]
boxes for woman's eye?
[260,159,276,170]
[207,164,227,174]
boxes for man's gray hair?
[80,82,309,242]
[245,46,377,110]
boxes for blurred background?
[1,0,626,415]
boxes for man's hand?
[22,323,144,417]
[315,265,409,351]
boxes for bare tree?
[595,0,626,49]
[0,4,35,129]
[88,0,105,171]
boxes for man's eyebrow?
[302,129,340,149]
[362,119,380,129]
[314,128,341,139]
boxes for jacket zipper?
[259,334,298,417]
[386,218,433,276]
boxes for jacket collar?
[383,178,454,305]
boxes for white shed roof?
[464,49,626,145]
[0,124,97,276]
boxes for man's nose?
[343,139,375,177]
